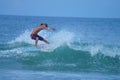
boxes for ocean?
[0,15,120,80]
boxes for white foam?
[49,30,74,49]
[9,30,34,44]
[0,48,23,57]
[68,43,120,57]
[9,29,75,51]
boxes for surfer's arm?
[45,27,56,31]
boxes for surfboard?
[23,48,41,52]
[23,44,52,53]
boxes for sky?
[0,0,120,18]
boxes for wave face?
[0,15,120,74]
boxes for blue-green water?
[0,15,120,80]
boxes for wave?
[0,43,120,73]
[2,29,120,57]
[0,29,120,73]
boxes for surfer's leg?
[37,35,50,44]
[35,37,39,48]
[43,39,50,44]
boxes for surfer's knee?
[36,37,39,41]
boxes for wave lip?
[68,43,120,57]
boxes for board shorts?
[30,34,44,41]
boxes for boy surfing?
[30,23,55,48]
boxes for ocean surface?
[0,15,120,80]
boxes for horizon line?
[0,14,120,19]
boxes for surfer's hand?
[52,28,56,31]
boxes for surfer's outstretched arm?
[46,27,56,31]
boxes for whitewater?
[0,15,120,80]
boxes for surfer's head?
[41,23,48,27]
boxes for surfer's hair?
[41,23,48,27]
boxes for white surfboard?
[23,44,53,53]
[23,48,40,52]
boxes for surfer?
[30,23,55,48]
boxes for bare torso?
[31,26,43,35]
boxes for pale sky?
[0,0,120,18]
